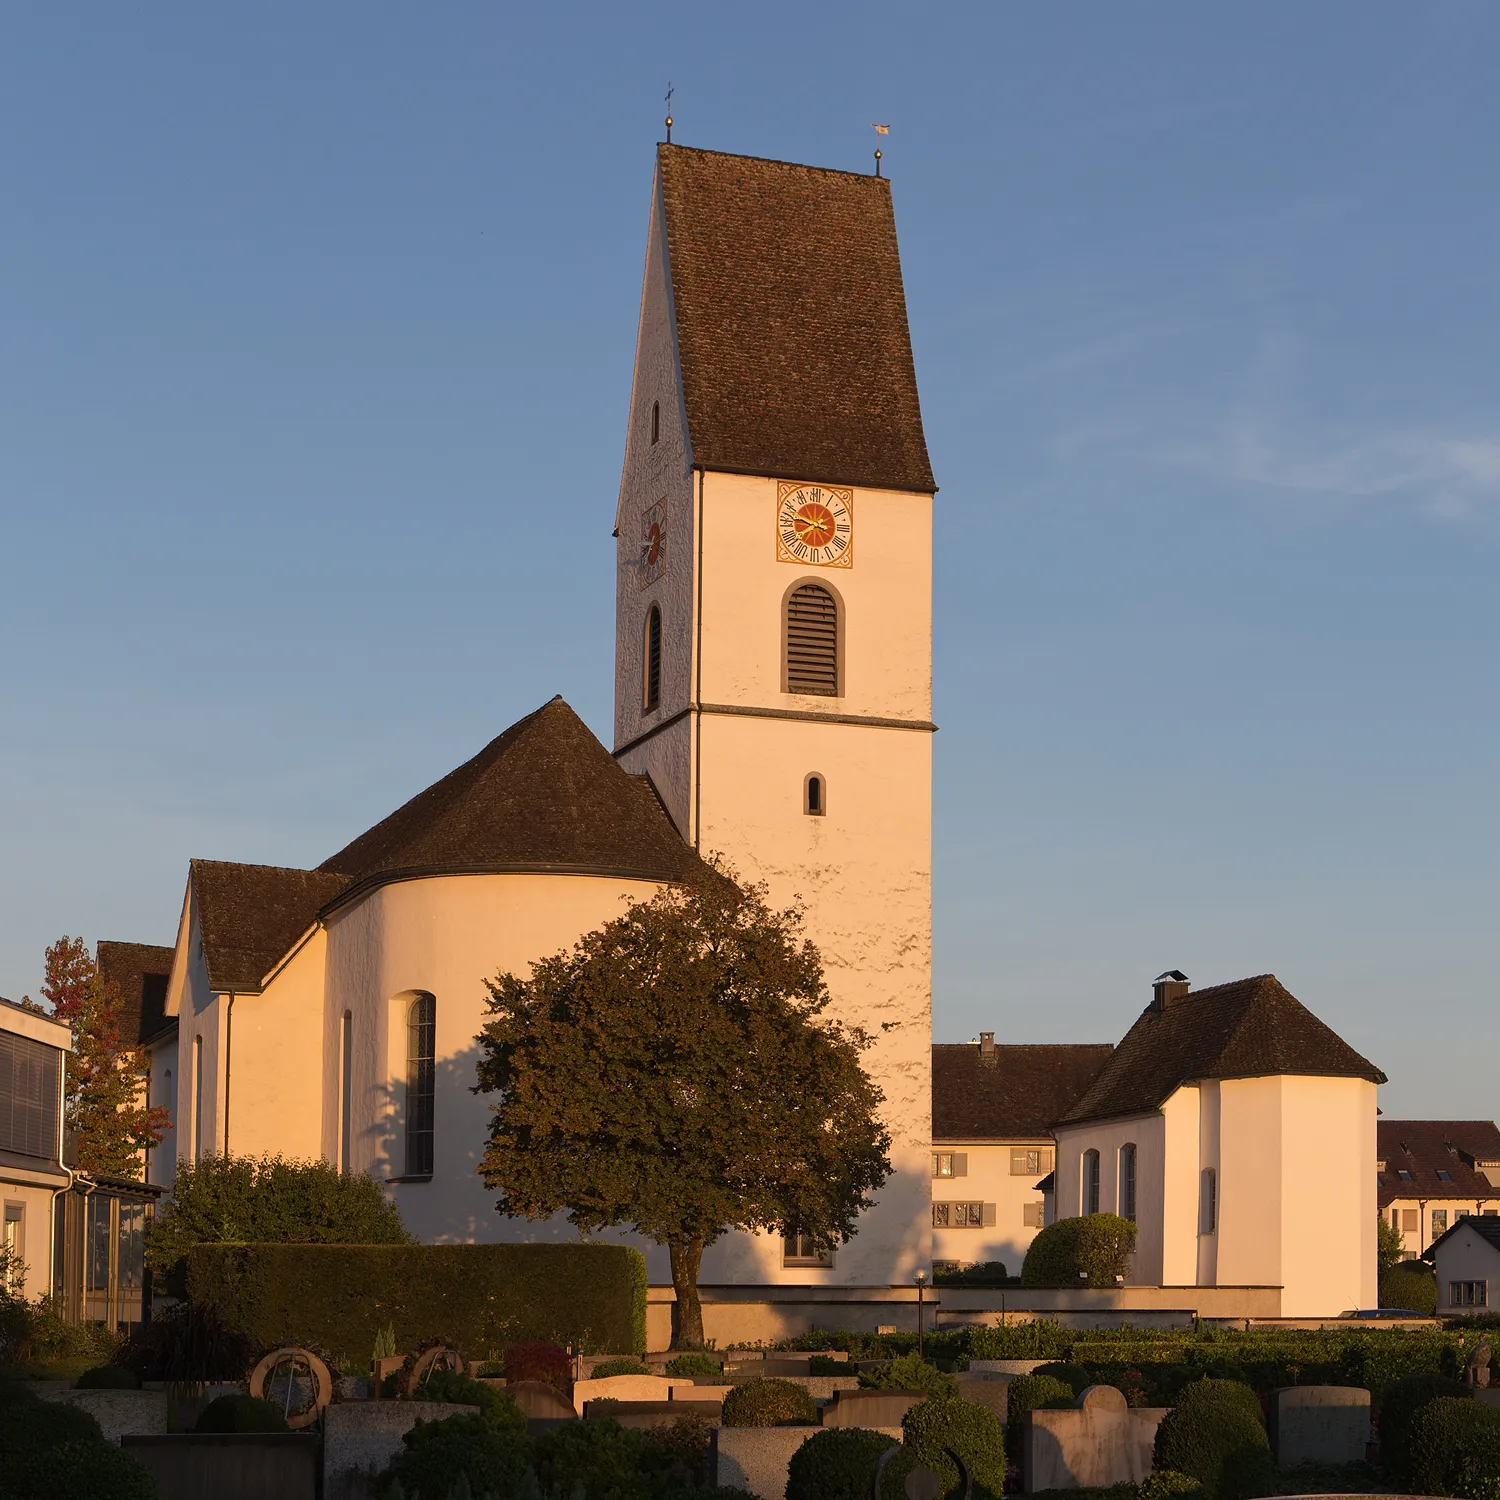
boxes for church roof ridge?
[658,141,896,184]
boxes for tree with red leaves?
[34,936,171,1178]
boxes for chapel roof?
[96,940,176,1046]
[1377,1119,1500,1208]
[1058,974,1386,1127]
[657,144,935,495]
[932,1042,1115,1141]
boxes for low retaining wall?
[123,1433,319,1500]
[38,1388,168,1441]
[323,1401,478,1500]
[1025,1385,1167,1494]
[1269,1386,1371,1467]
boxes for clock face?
[776,482,854,568]
[639,499,666,588]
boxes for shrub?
[1153,1380,1270,1500]
[505,1339,572,1391]
[1381,1262,1438,1316]
[1379,1372,1469,1479]
[1021,1214,1138,1288]
[901,1394,1007,1497]
[3,1438,160,1500]
[857,1352,958,1398]
[1034,1361,1092,1395]
[188,1242,646,1357]
[934,1260,1011,1286]
[0,1394,105,1457]
[645,1408,716,1489]
[786,1426,899,1500]
[410,1368,526,1433]
[593,1358,653,1378]
[1137,1473,1204,1500]
[117,1302,256,1383]
[195,1394,289,1433]
[1009,1374,1075,1427]
[375,1410,533,1500]
[1408,1396,1500,1498]
[533,1414,661,1500]
[24,1296,123,1366]
[664,1351,721,1379]
[720,1376,817,1427]
[808,1354,847,1375]
[76,1364,141,1390]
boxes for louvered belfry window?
[0,1031,61,1161]
[786,583,838,695]
[644,605,662,712]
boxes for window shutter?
[952,1153,968,1178]
[786,584,838,695]
[0,1033,60,1161]
[982,1203,997,1227]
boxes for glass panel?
[406,995,436,1177]
[118,1203,145,1293]
[86,1195,111,1293]
[932,1203,948,1227]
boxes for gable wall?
[1433,1225,1500,1312]
[1160,1086,1201,1285]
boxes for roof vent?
[978,1032,996,1067]
[1152,970,1190,1012]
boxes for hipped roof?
[1378,1119,1500,1208]
[932,1043,1114,1141]
[658,144,935,494]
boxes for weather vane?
[665,82,674,144]
[870,121,889,175]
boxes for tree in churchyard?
[475,864,892,1347]
[30,936,171,1178]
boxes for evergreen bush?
[807,1354,847,1375]
[785,1426,898,1500]
[410,1368,526,1433]
[664,1351,721,1379]
[375,1410,533,1500]
[901,1393,1007,1498]
[1034,1361,1092,1395]
[1379,1372,1469,1479]
[1152,1379,1270,1499]
[3,1437,160,1500]
[857,1352,958,1398]
[593,1358,653,1378]
[194,1394,289,1432]
[720,1376,817,1427]
[0,1392,106,1456]
[1021,1214,1138,1287]
[75,1363,141,1389]
[1380,1263,1438,1316]
[1407,1396,1500,1498]
[1137,1472,1204,1500]
[533,1413,662,1500]
[1008,1374,1075,1427]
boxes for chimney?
[1152,971,1190,1012]
[978,1032,996,1067]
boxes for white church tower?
[613,144,937,1285]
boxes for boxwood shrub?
[1021,1215,1138,1288]
[786,1427,898,1500]
[4,1438,160,1500]
[188,1241,647,1355]
[720,1377,817,1427]
[1009,1374,1075,1427]
[1153,1379,1272,1500]
[1379,1372,1469,1479]
[857,1353,958,1398]
[901,1394,1006,1498]
[195,1394,288,1433]
[1380,1262,1438,1317]
[1407,1395,1500,1498]
[410,1368,526,1433]
[375,1410,533,1500]
[664,1351,721,1379]
[75,1364,140,1390]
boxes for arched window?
[804,773,826,816]
[785,582,838,696]
[406,994,436,1178]
[650,401,660,445]
[1119,1143,1137,1221]
[643,605,662,712]
[1083,1148,1100,1215]
[339,1011,353,1174]
[1200,1168,1217,1235]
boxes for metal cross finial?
[665,81,674,143]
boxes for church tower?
[613,145,935,1285]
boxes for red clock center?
[793,503,836,548]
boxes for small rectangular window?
[953,1202,985,1227]
[1437,1170,1452,1182]
[1402,1208,1419,1232]
[1432,1209,1448,1237]
[1011,1148,1053,1176]
[932,1202,949,1228]
[783,1232,833,1268]
[1200,1168,1217,1235]
[932,1152,953,1178]
[1023,1202,1044,1228]
[2,1203,23,1291]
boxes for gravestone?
[571,1373,673,1413]
[820,1388,927,1428]
[506,1380,576,1421]
[1268,1386,1371,1467]
[1025,1384,1168,1493]
[956,1377,1010,1423]
[322,1400,478,1500]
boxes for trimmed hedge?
[4,1438,160,1500]
[195,1395,288,1433]
[187,1241,647,1355]
[1407,1396,1500,1498]
[1021,1214,1138,1288]
[1153,1379,1272,1500]
[720,1377,817,1427]
[901,1394,1006,1497]
[75,1364,140,1390]
[1009,1374,1075,1428]
[1380,1262,1438,1317]
[664,1351,722,1380]
[786,1427,898,1500]
[1379,1372,1469,1479]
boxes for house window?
[1402,1208,1419,1232]
[1450,1281,1489,1308]
[953,1202,986,1227]
[339,1011,353,1175]
[1397,1169,1413,1181]
[1083,1150,1100,1215]
[1392,1207,1402,1229]
[932,1202,949,1228]
[0,1030,62,1161]
[650,401,660,445]
[783,1232,833,1268]
[1119,1143,1137,1222]
[932,1152,966,1178]
[405,993,436,1178]
[118,1202,146,1297]
[1011,1148,1055,1176]
[1200,1168,1217,1235]
[192,1035,204,1162]
[785,583,839,695]
[1023,1202,1044,1228]
[1432,1209,1448,1237]
[805,773,826,816]
[1437,1170,1453,1182]
[643,605,662,712]
[2,1204,23,1290]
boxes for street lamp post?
[914,1268,928,1359]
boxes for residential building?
[930,1036,1112,1277]
[1424,1213,1500,1315]
[95,941,177,1186]
[1378,1119,1500,1258]
[1052,971,1384,1318]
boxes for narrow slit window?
[192,1036,204,1162]
[1083,1149,1101,1215]
[1201,1168,1218,1234]
[650,401,660,445]
[339,1011,353,1174]
[644,605,662,712]
[785,583,838,696]
[406,994,436,1178]
[804,773,825,816]
[1119,1142,1137,1221]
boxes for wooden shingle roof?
[658,144,935,494]
[1059,974,1386,1127]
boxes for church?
[142,142,936,1290]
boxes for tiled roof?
[191,861,351,993]
[1378,1120,1500,1208]
[932,1043,1114,1140]
[1424,1212,1500,1262]
[96,940,176,1046]
[1059,975,1386,1127]
[319,697,703,887]
[658,145,935,495]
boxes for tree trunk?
[667,1234,705,1348]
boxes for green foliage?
[785,1426,898,1500]
[4,1438,160,1500]
[187,1242,646,1357]
[1408,1396,1500,1497]
[1381,1261,1438,1315]
[1021,1214,1139,1288]
[807,1355,847,1375]
[24,1297,123,1365]
[505,1339,572,1391]
[857,1353,959,1398]
[475,866,892,1346]
[533,1414,663,1500]
[371,1320,398,1361]
[149,1153,410,1292]
[375,1410,533,1500]
[411,1368,527,1433]
[1137,1473,1204,1500]
[1034,1361,1092,1395]
[901,1394,1007,1498]
[934,1260,1011,1286]
[1377,1211,1407,1275]
[965,1319,1077,1361]
[1380,1372,1470,1478]
[1009,1374,1075,1427]
[0,1393,105,1456]
[118,1302,256,1383]
[195,1394,289,1433]
[593,1357,653,1378]
[664,1351,721,1379]
[75,1364,141,1389]
[720,1376,817,1427]
[644,1408,717,1490]
[1153,1380,1270,1500]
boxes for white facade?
[1429,1219,1500,1314]
[930,1141,1052,1277]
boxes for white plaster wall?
[0,1182,57,1299]
[1215,1076,1282,1292]
[1160,1087,1201,1286]
[1387,1196,1500,1257]
[930,1141,1050,1276]
[1196,1081,1221,1286]
[1432,1225,1500,1311]
[1052,1114,1166,1285]
[170,901,227,1167]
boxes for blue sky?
[2,4,1496,1117]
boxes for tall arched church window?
[406,994,436,1178]
[650,401,660,445]
[1119,1143,1137,1221]
[1083,1148,1101,1215]
[785,583,838,696]
[643,605,662,712]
